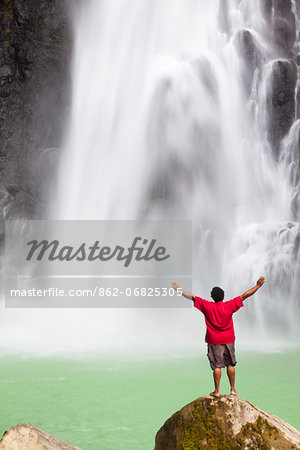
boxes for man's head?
[211,286,224,302]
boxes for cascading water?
[1,0,299,355]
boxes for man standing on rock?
[171,277,266,397]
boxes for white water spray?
[1,0,299,355]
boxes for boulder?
[267,59,297,155]
[272,15,296,57]
[233,29,261,95]
[272,0,296,57]
[0,423,81,450]
[154,395,300,449]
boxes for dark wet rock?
[280,121,300,220]
[295,54,300,66]
[0,423,81,449]
[272,16,296,57]
[0,65,13,78]
[154,395,300,450]
[296,0,300,19]
[260,0,273,21]
[272,0,296,57]
[267,60,297,155]
[273,0,293,16]
[297,82,300,120]
[0,0,72,217]
[0,183,38,255]
[0,186,37,220]
[233,29,261,95]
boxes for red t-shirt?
[193,296,243,344]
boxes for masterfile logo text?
[5,220,192,308]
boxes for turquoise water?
[1,351,299,449]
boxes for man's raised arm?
[171,281,195,301]
[241,276,265,301]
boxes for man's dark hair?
[211,286,224,302]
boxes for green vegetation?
[180,399,232,450]
[175,397,290,449]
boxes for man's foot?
[230,390,238,396]
[210,391,220,397]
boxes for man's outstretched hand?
[241,276,266,301]
[171,281,181,292]
[171,282,195,301]
[257,276,266,287]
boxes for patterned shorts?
[207,343,237,370]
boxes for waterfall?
[1,0,299,355]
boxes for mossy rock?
[154,395,300,449]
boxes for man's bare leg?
[227,364,238,395]
[210,368,221,397]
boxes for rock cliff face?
[0,0,71,219]
[0,423,81,450]
[227,0,300,157]
[268,59,297,153]
[154,395,300,450]
[265,0,300,156]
